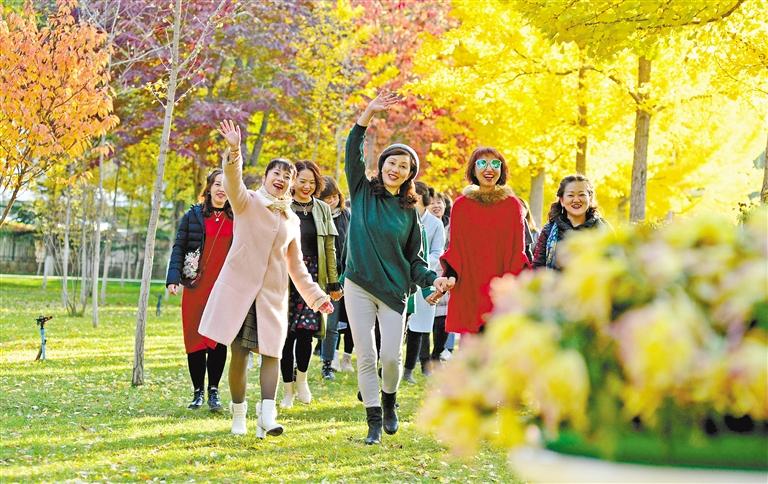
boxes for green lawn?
[0,275,519,482]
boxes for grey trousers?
[344,278,406,408]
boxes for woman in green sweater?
[344,92,455,445]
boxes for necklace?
[213,208,224,223]
[292,199,313,216]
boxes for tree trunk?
[0,182,23,227]
[133,0,183,386]
[576,61,588,175]
[91,135,106,326]
[62,169,73,308]
[761,132,768,204]
[121,198,132,287]
[100,240,110,304]
[630,56,651,223]
[79,187,90,313]
[248,110,270,167]
[529,170,545,229]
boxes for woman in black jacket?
[166,169,233,411]
[532,174,607,270]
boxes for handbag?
[181,219,225,288]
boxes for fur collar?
[462,185,514,205]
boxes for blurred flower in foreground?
[418,207,768,458]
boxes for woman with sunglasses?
[430,148,529,334]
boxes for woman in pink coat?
[199,120,334,438]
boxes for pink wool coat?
[198,154,328,357]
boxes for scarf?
[258,186,292,215]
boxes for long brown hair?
[546,174,600,223]
[199,168,233,219]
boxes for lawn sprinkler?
[34,315,53,361]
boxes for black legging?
[336,327,355,353]
[403,329,430,371]
[187,343,227,391]
[430,316,448,360]
[281,328,314,382]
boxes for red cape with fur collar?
[440,185,530,334]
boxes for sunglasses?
[475,158,502,171]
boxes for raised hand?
[357,90,403,127]
[367,91,402,113]
[217,119,241,149]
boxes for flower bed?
[419,209,767,471]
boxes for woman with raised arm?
[198,120,334,438]
[344,92,454,445]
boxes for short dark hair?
[319,175,345,209]
[294,160,325,197]
[465,147,508,186]
[414,181,434,207]
[264,158,296,179]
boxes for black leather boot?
[381,391,399,435]
[207,387,222,412]
[321,360,335,380]
[188,388,204,410]
[365,406,383,445]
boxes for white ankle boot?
[281,382,295,408]
[230,401,247,435]
[295,370,312,404]
[340,353,354,372]
[256,399,284,439]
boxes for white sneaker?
[230,401,247,435]
[281,382,295,408]
[439,349,452,361]
[295,370,312,404]
[340,353,354,372]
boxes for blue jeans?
[321,299,341,362]
[445,332,456,351]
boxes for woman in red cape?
[438,147,530,334]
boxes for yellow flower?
[725,335,768,420]
[530,350,590,433]
[612,295,704,419]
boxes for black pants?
[281,328,314,382]
[336,326,355,353]
[431,316,448,360]
[404,329,430,371]
[187,343,227,391]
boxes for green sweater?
[344,123,437,313]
